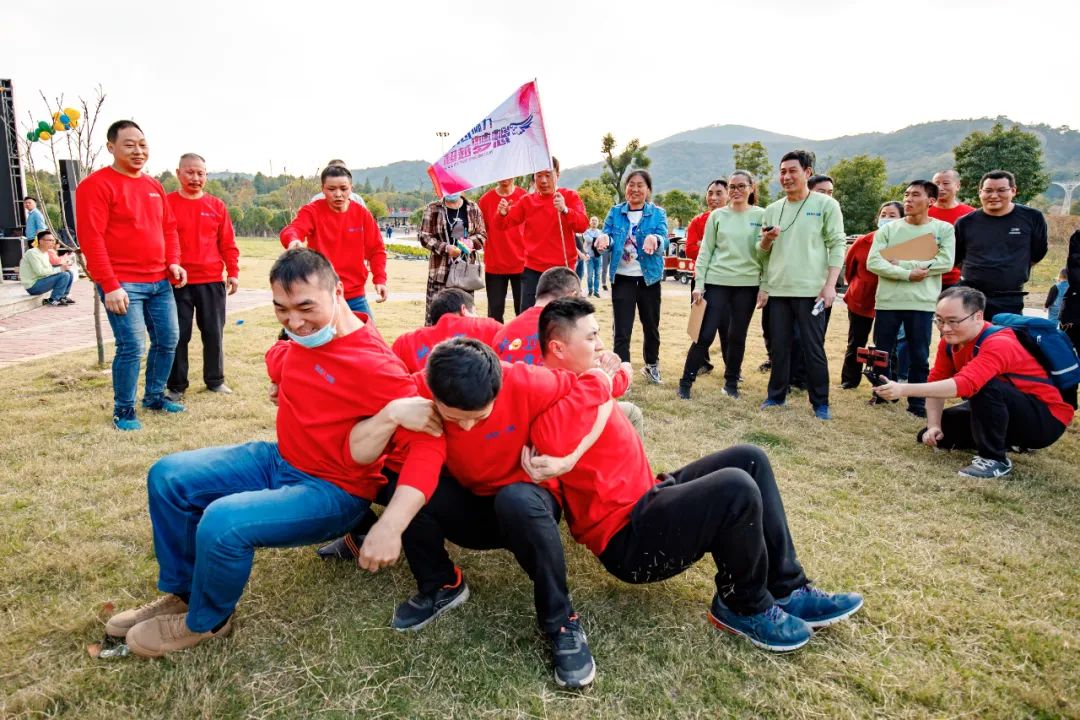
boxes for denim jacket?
[602,201,669,285]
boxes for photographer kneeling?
[873,286,1074,479]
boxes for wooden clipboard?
[880,233,937,262]
[687,298,707,342]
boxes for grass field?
[1,238,1077,719]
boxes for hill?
[557,118,1080,193]
[350,160,431,192]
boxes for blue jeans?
[148,442,370,631]
[346,295,372,318]
[100,279,179,413]
[874,310,933,413]
[895,326,910,380]
[28,272,74,300]
[587,256,602,294]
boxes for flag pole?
[532,78,570,269]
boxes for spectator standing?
[477,178,527,322]
[583,217,603,298]
[683,179,729,375]
[1060,229,1080,349]
[417,193,486,325]
[23,196,48,245]
[1044,268,1069,326]
[928,170,976,290]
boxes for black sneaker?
[316,532,365,560]
[758,360,771,373]
[722,384,739,399]
[677,384,692,400]
[641,364,662,384]
[697,361,714,376]
[548,614,596,688]
[906,406,927,419]
[42,298,63,306]
[958,456,1013,479]
[392,568,470,631]
[59,296,76,305]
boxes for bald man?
[928,170,975,290]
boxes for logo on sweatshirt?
[1009,227,1022,236]
[805,211,822,217]
[314,364,336,384]
[148,192,161,198]
[483,424,518,441]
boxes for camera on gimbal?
[856,346,897,403]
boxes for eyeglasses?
[933,310,977,328]
[728,183,751,191]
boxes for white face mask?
[285,294,339,348]
[876,217,897,228]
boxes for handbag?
[446,255,485,291]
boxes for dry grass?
[0,239,1077,719]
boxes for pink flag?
[427,80,551,196]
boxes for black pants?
[612,274,662,365]
[841,309,874,388]
[599,445,807,615]
[520,268,544,311]
[681,285,757,388]
[962,283,1024,321]
[920,378,1066,462]
[485,272,522,323]
[168,281,226,393]
[689,278,712,367]
[766,297,829,407]
[874,310,934,414]
[401,476,571,633]
[761,303,805,385]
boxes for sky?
[9,0,1079,178]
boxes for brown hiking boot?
[126,612,232,658]
[105,594,189,638]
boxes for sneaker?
[548,614,596,688]
[760,399,785,410]
[42,298,63,306]
[697,361,715,376]
[677,384,692,400]
[722,385,739,399]
[758,360,771,373]
[316,532,365,560]
[392,567,470,631]
[208,383,233,394]
[775,584,863,629]
[708,596,811,652]
[113,407,142,431]
[126,612,232,658]
[813,404,832,421]
[839,382,859,390]
[641,364,662,384]
[958,456,1013,479]
[59,296,76,305]
[906,406,927,419]
[105,594,189,638]
[143,397,186,413]
[164,389,184,403]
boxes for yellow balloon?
[39,131,52,141]
[52,111,60,120]
[53,121,65,131]
[67,108,81,120]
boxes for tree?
[600,134,651,202]
[654,190,702,228]
[830,155,888,234]
[953,122,1051,204]
[380,175,394,192]
[241,206,273,237]
[732,141,774,206]
[360,177,374,194]
[365,197,389,220]
[228,205,245,227]
[409,207,426,226]
[577,178,616,221]
[157,170,179,193]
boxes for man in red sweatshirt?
[495,157,588,310]
[477,178,527,322]
[491,266,581,365]
[280,165,387,317]
[392,337,624,688]
[391,288,503,372]
[104,248,445,658]
[928,170,976,290]
[532,297,864,653]
[874,286,1074,478]
[165,153,240,401]
[75,120,187,431]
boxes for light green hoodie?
[866,217,955,311]
[19,248,59,290]
[759,191,846,297]
[694,205,766,287]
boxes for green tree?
[654,190,702,228]
[953,122,1051,204]
[409,207,426,226]
[242,206,273,237]
[380,176,394,192]
[600,134,651,202]
[830,155,888,234]
[270,209,292,234]
[228,205,244,228]
[365,197,389,220]
[360,177,374,194]
[157,170,179,193]
[732,141,773,206]
[577,178,616,221]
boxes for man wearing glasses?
[873,286,1073,478]
[953,170,1047,320]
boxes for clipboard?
[880,233,937,262]
[687,298,707,342]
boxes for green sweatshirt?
[759,192,846,297]
[19,248,60,290]
[866,217,955,311]
[695,206,766,287]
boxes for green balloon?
[37,121,51,132]
[26,131,36,142]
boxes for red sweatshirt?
[166,193,239,285]
[497,189,588,272]
[685,210,710,262]
[415,362,619,496]
[531,377,651,555]
[490,305,544,365]
[392,314,503,373]
[74,167,180,293]
[928,203,975,287]
[478,187,527,274]
[843,232,879,318]
[928,322,1074,427]
[265,316,446,500]
[280,200,387,299]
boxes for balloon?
[26,131,36,142]
[53,121,65,131]
[59,114,70,125]
[52,111,60,120]
[37,121,51,132]
[39,131,52,141]
[66,107,81,120]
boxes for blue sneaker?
[708,596,811,652]
[760,399,786,410]
[813,404,832,420]
[776,584,863,628]
[113,407,143,432]
[143,397,186,413]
